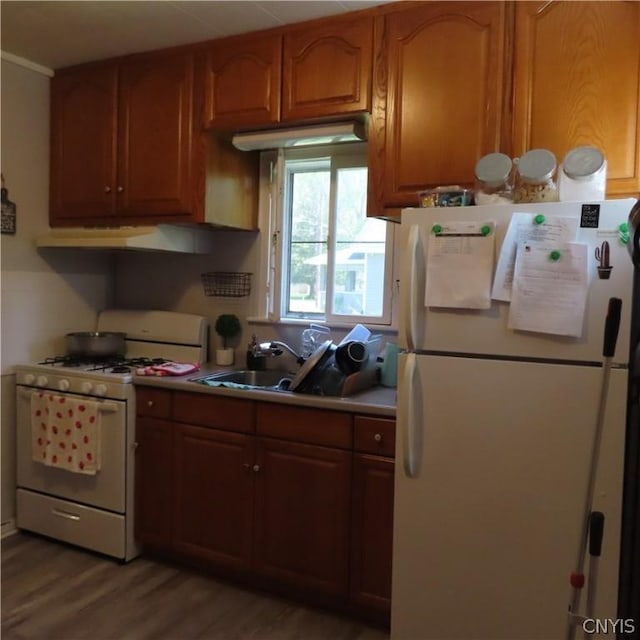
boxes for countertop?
[133,363,397,417]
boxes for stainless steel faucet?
[258,341,305,365]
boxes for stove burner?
[111,366,132,374]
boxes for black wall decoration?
[1,174,17,235]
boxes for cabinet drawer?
[173,392,255,433]
[136,387,172,419]
[354,416,395,457]
[256,403,352,449]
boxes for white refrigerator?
[393,199,637,640]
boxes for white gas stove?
[15,309,208,561]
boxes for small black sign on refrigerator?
[580,203,601,229]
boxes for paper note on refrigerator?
[425,221,495,309]
[507,242,588,337]
[492,213,579,301]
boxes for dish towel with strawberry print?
[31,391,102,475]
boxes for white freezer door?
[392,353,626,640]
[399,199,634,363]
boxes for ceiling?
[1,0,391,71]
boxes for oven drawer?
[17,489,126,559]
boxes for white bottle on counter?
[559,146,607,202]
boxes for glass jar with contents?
[514,149,559,203]
[474,152,514,204]
[559,146,607,202]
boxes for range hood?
[36,225,217,253]
[232,121,366,151]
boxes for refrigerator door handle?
[400,353,422,478]
[403,225,422,351]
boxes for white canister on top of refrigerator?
[559,145,607,202]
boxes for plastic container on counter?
[559,146,607,202]
[474,153,514,205]
[419,186,475,207]
[514,149,559,203]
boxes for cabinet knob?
[104,186,112,193]
[252,464,260,473]
[374,433,382,442]
[132,441,139,450]
[147,400,154,407]
[117,186,124,193]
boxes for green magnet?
[480,225,491,236]
[534,214,545,225]
[619,222,629,233]
[432,224,442,235]
[619,232,630,244]
[550,250,561,261]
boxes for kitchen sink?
[192,369,293,391]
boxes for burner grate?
[38,355,169,373]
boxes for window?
[261,144,393,325]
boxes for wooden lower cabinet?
[135,416,173,550]
[134,387,395,621]
[253,437,351,597]
[173,423,254,571]
[351,453,395,614]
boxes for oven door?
[16,386,127,513]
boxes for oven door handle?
[18,388,118,413]
[98,403,118,414]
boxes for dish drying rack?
[201,272,252,298]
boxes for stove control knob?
[24,374,35,385]
[81,382,93,394]
[94,384,108,397]
[58,379,70,392]
[36,376,48,387]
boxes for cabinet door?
[173,423,254,572]
[253,437,351,597]
[50,64,118,224]
[282,16,373,121]
[205,33,282,129]
[117,50,194,220]
[513,1,640,197]
[368,2,509,216]
[135,416,173,549]
[351,454,394,615]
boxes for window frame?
[262,143,393,327]
[250,142,399,332]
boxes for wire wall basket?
[201,271,252,298]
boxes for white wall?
[1,58,112,527]
[113,229,261,358]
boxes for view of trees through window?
[284,160,387,320]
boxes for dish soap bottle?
[246,334,266,371]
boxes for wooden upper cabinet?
[368,1,509,216]
[282,16,373,121]
[117,50,195,220]
[50,64,118,222]
[205,33,282,129]
[50,50,197,226]
[513,1,640,197]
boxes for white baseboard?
[1,520,18,539]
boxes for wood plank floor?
[1,533,390,640]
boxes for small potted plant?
[214,313,241,366]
